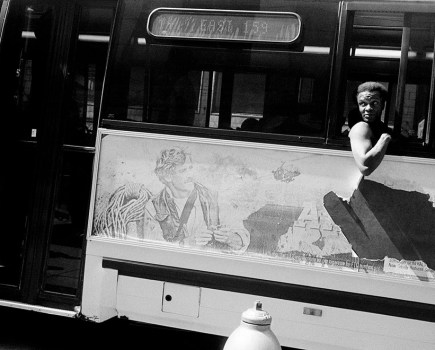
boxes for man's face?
[357,91,384,123]
[170,157,194,188]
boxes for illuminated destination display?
[147,8,301,44]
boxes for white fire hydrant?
[223,300,282,350]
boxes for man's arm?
[349,122,391,176]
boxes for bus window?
[210,72,266,130]
[147,61,202,126]
[334,3,435,155]
[101,0,338,141]
[62,6,113,146]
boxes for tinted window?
[102,0,338,139]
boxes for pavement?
[0,306,303,349]
[0,306,227,349]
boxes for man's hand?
[211,225,243,250]
[193,228,213,246]
[379,133,392,145]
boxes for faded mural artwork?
[91,131,435,281]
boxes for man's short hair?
[355,82,388,103]
[155,147,188,180]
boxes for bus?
[1,0,435,348]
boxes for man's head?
[355,82,388,123]
[155,147,194,186]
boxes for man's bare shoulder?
[349,121,372,139]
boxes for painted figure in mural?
[348,82,393,176]
[152,147,250,252]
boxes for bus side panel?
[81,129,435,349]
[114,278,435,350]
[80,254,118,322]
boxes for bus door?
[0,0,115,311]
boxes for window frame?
[327,0,435,157]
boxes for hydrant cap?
[241,301,272,326]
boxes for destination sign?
[147,8,301,44]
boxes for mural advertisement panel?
[90,129,435,283]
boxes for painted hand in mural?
[211,225,243,251]
[190,228,214,246]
